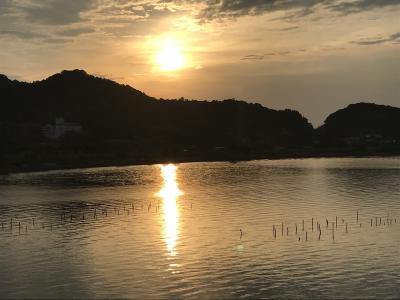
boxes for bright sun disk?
[155,39,185,72]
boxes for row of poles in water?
[1,206,397,239]
[0,201,193,236]
[264,210,397,242]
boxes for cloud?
[327,0,400,14]
[20,0,96,25]
[182,0,400,21]
[0,30,71,44]
[0,30,47,39]
[240,54,264,60]
[197,0,324,21]
[2,0,399,32]
[278,26,300,31]
[241,50,296,61]
[264,51,291,56]
[57,27,95,37]
[350,32,400,45]
[97,1,184,20]
[0,0,12,15]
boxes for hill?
[317,102,400,145]
[0,70,314,173]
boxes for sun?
[155,39,185,72]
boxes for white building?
[42,118,82,139]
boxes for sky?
[0,0,399,125]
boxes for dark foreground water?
[0,157,399,299]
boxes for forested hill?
[0,70,398,173]
[318,103,400,138]
[317,103,400,147]
[0,69,313,148]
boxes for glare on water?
[157,164,183,256]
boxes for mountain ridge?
[0,69,399,173]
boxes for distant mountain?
[317,103,400,144]
[0,69,316,172]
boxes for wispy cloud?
[0,30,47,39]
[351,32,400,45]
[57,27,95,37]
[327,0,400,14]
[192,0,400,21]
[240,54,264,60]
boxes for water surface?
[0,157,399,299]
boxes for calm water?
[0,158,399,299]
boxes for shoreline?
[2,150,399,175]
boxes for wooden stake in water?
[302,220,304,231]
[287,227,289,236]
[312,218,314,232]
[357,210,359,224]
[332,223,335,240]
[306,232,308,241]
[295,224,298,235]
[346,223,348,233]
[318,230,321,240]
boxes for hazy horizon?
[1,0,399,125]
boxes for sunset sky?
[0,0,399,125]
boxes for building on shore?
[42,118,82,139]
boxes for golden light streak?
[157,164,183,256]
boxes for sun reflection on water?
[157,164,183,257]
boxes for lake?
[0,157,399,299]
